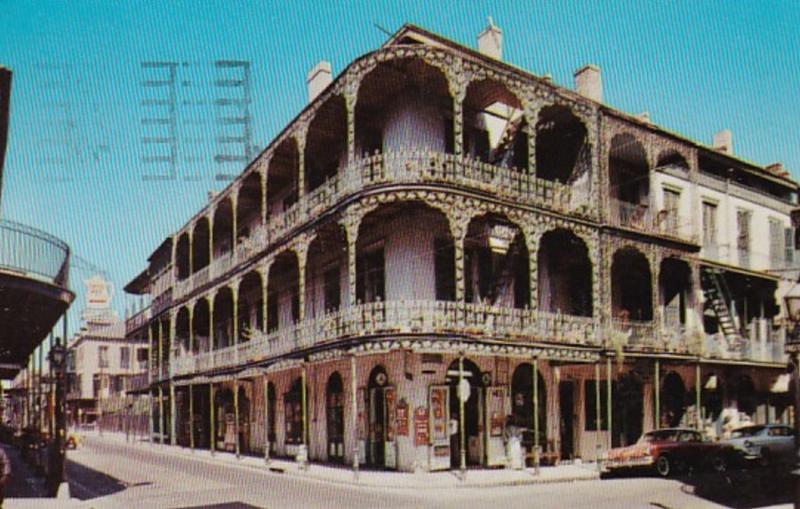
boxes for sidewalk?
[1,443,80,509]
[79,430,600,490]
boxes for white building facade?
[129,24,798,470]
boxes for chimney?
[766,162,789,178]
[636,112,651,124]
[713,129,733,155]
[307,61,332,103]
[574,64,602,103]
[477,17,503,60]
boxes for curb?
[78,436,600,491]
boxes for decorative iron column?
[189,384,194,452]
[264,376,270,464]
[210,383,216,455]
[234,378,240,458]
[350,353,359,479]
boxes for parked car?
[605,428,727,477]
[720,424,795,467]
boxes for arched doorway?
[266,381,276,455]
[613,372,643,446]
[511,363,547,454]
[214,388,235,452]
[366,365,396,469]
[237,385,250,454]
[661,372,686,427]
[446,358,483,468]
[326,372,345,463]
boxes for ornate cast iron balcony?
[172,300,598,376]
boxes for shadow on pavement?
[602,463,793,508]
[0,443,47,498]
[66,458,147,500]
[679,466,793,508]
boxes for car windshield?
[730,426,765,438]
[639,430,679,443]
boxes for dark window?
[357,248,385,304]
[267,291,279,333]
[584,380,609,431]
[284,379,304,445]
[324,267,341,313]
[120,347,130,370]
[434,238,455,301]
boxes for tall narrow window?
[324,266,341,313]
[769,218,783,269]
[267,291,279,333]
[737,209,752,267]
[702,201,717,249]
[120,347,130,370]
[785,227,795,269]
[98,346,109,369]
[356,248,385,304]
[434,238,455,301]
[662,188,681,234]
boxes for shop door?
[367,386,397,469]
[484,386,507,466]
[367,386,385,467]
[383,386,398,469]
[559,381,574,459]
[428,385,450,471]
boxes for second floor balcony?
[172,300,599,376]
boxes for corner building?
[127,24,798,471]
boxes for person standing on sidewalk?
[0,446,11,507]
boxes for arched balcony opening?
[535,105,589,184]
[355,58,452,157]
[464,214,528,308]
[175,306,190,357]
[238,271,264,341]
[192,299,210,354]
[537,229,592,316]
[212,287,234,349]
[212,197,234,260]
[267,138,299,224]
[463,79,527,171]
[611,247,652,321]
[175,233,191,280]
[306,223,347,317]
[305,95,346,193]
[237,171,263,243]
[659,258,692,329]
[609,134,649,228]
[655,150,689,172]
[356,202,454,304]
[266,251,299,332]
[192,218,210,273]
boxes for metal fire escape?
[700,267,742,348]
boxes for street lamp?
[47,339,68,498]
[782,283,800,509]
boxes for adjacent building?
[66,278,149,431]
[126,23,798,471]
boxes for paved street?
[58,435,792,509]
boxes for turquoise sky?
[0,0,798,337]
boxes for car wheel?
[656,455,671,477]
[759,448,771,468]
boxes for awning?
[771,373,791,393]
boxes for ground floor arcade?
[148,347,792,471]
